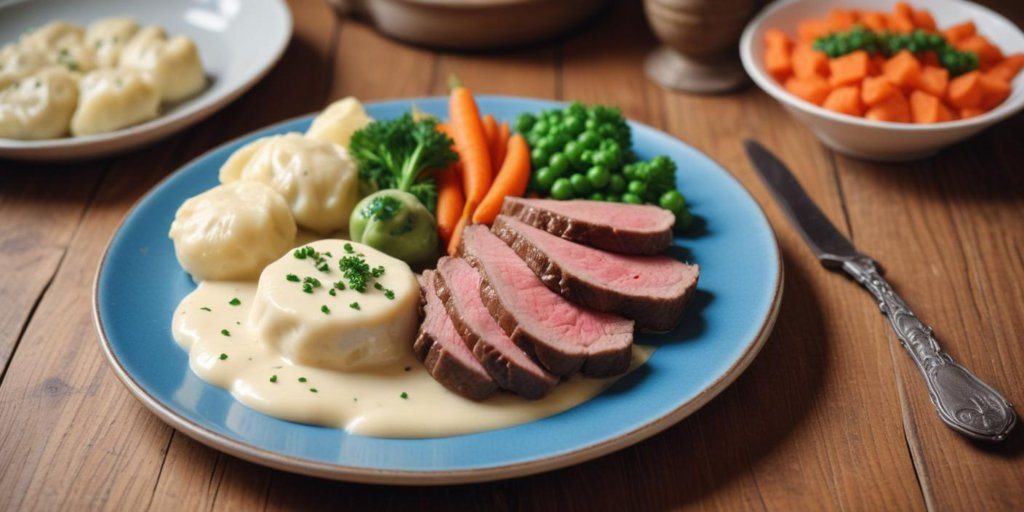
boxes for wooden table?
[2,1,1023,509]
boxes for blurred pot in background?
[644,0,758,93]
[329,0,607,50]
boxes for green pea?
[531,147,548,168]
[515,113,536,134]
[627,180,647,196]
[659,190,686,212]
[608,174,627,193]
[621,193,643,204]
[537,136,558,153]
[570,173,592,195]
[549,153,570,175]
[535,167,556,190]
[588,192,606,201]
[586,165,610,189]
[622,165,637,180]
[585,118,598,131]
[591,150,614,168]
[577,131,599,149]
[606,193,621,203]
[551,178,574,200]
[563,116,585,136]
[531,120,549,135]
[580,149,595,165]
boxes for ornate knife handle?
[842,257,1017,441]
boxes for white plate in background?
[0,0,292,162]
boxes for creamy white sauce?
[172,280,653,439]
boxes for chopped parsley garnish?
[293,246,314,259]
[349,302,360,310]
[384,289,395,300]
[400,392,408,399]
[219,353,228,360]
[270,375,277,383]
[220,329,230,336]
[324,252,333,258]
[344,243,354,253]
[229,298,241,306]
[302,283,313,294]
[339,256,371,292]
[310,388,318,393]
[200,307,212,312]
[286,273,300,282]
[317,263,330,273]
[333,281,345,291]
[304,276,322,287]
[371,266,385,278]
[374,282,383,291]
[299,377,307,383]
[321,305,330,314]
[328,288,336,297]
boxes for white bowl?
[740,0,1024,161]
[0,0,292,162]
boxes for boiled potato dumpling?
[87,17,140,68]
[249,239,420,372]
[0,45,50,90]
[0,67,79,140]
[169,181,298,282]
[305,97,373,148]
[219,133,359,234]
[71,68,159,136]
[120,26,205,103]
[20,21,85,53]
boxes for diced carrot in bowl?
[798,19,830,44]
[959,107,986,119]
[883,51,921,89]
[861,12,888,32]
[956,35,1004,67]
[888,12,915,34]
[823,86,863,116]
[913,10,937,32]
[792,45,829,79]
[765,46,792,81]
[943,21,976,45]
[764,29,792,51]
[829,50,869,88]
[910,90,953,123]
[979,74,1011,110]
[861,76,897,106]
[918,66,949,98]
[947,70,984,109]
[988,54,1024,82]
[865,90,911,123]
[785,76,831,105]
[828,8,857,32]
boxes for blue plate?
[94,97,782,484]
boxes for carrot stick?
[492,122,510,177]
[472,134,530,225]
[436,163,464,246]
[482,114,498,167]
[447,206,472,256]
[448,77,493,214]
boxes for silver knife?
[744,140,1016,442]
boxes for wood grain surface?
[1,0,1022,510]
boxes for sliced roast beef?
[500,197,674,255]
[491,215,699,332]
[414,272,498,401]
[433,257,558,399]
[458,225,634,377]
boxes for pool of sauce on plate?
[172,281,653,439]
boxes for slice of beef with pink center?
[492,215,699,332]
[458,225,634,377]
[414,271,497,401]
[434,257,558,399]
[500,197,675,255]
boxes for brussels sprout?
[349,190,437,264]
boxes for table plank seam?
[888,339,935,511]
[142,430,177,512]
[0,163,111,387]
[827,152,855,243]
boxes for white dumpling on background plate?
[0,67,79,140]
[0,44,50,90]
[219,133,360,234]
[19,20,85,53]
[119,26,206,103]
[169,181,298,282]
[305,97,373,148]
[86,17,140,68]
[71,68,159,136]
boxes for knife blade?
[743,140,863,268]
[743,139,1016,442]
